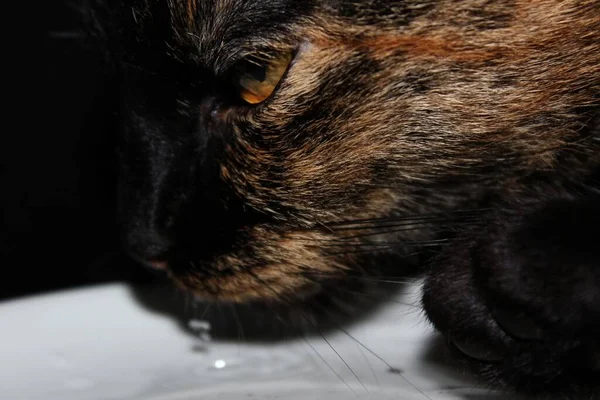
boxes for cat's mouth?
[146,260,169,270]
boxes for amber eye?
[233,51,293,105]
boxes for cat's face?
[116,0,600,303]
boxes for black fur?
[423,188,600,397]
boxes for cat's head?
[115,0,599,304]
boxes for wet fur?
[80,0,600,397]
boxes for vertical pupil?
[245,61,267,82]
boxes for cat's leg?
[422,196,600,397]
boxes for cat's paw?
[422,197,600,398]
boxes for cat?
[79,0,600,397]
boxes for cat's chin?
[161,254,414,340]
[169,265,326,304]
[161,225,355,304]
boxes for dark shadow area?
[2,0,142,300]
[420,335,534,400]
[128,252,423,343]
[421,335,487,389]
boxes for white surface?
[0,282,512,400]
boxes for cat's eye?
[233,51,293,105]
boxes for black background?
[1,1,153,300]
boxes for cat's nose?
[126,247,170,271]
[122,229,173,271]
[140,258,169,271]
[147,260,168,270]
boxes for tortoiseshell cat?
[80,0,600,397]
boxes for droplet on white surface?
[214,359,226,369]
[188,319,211,331]
[188,319,213,343]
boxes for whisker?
[330,318,433,400]
[311,238,451,249]
[282,259,418,286]
[356,341,382,391]
[299,272,416,286]
[248,265,435,399]
[301,336,359,396]
[345,289,422,310]
[229,296,359,395]
[305,218,479,241]
[326,214,481,230]
[343,224,466,240]
[230,304,246,343]
[323,248,394,257]
[322,218,480,234]
[324,208,489,228]
[322,241,445,257]
[198,302,213,320]
[282,273,431,400]
[315,326,369,393]
[315,219,335,234]
[246,271,369,393]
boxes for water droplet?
[189,319,211,331]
